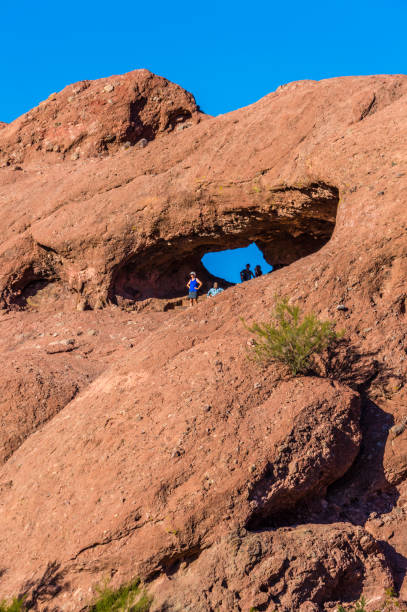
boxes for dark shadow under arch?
[109,182,339,306]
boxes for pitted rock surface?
[148,523,393,611]
[0,69,202,166]
[0,373,361,609]
[0,351,98,464]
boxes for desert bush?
[90,577,151,612]
[0,598,24,612]
[337,589,407,611]
[337,597,367,612]
[244,298,343,375]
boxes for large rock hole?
[110,182,339,308]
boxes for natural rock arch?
[109,182,339,305]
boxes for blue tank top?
[189,278,198,291]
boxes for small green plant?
[244,298,343,376]
[90,577,151,612]
[337,590,407,611]
[354,597,367,611]
[338,598,368,611]
[0,598,25,612]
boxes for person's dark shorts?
[188,291,198,299]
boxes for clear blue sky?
[1,0,406,123]
[202,243,272,284]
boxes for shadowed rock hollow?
[1,71,407,611]
[111,181,339,303]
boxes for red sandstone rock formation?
[0,351,98,465]
[0,71,407,610]
[0,70,202,166]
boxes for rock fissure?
[71,516,148,561]
[359,93,377,121]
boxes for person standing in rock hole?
[254,265,263,277]
[187,272,202,307]
[240,263,254,282]
[207,282,224,298]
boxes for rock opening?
[110,182,339,307]
[202,243,273,284]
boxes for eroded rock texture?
[0,351,98,465]
[0,70,202,164]
[0,71,407,610]
[149,524,393,611]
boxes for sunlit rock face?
[4,72,404,311]
[1,72,407,610]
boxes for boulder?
[0,375,360,609]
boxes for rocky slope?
[0,70,407,611]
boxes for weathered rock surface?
[149,523,393,612]
[0,351,97,465]
[0,70,202,166]
[0,71,407,610]
[1,73,407,314]
[0,372,361,610]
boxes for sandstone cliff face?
[0,72,407,610]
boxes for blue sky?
[202,243,273,284]
[1,0,406,123]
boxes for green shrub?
[337,597,367,612]
[0,598,25,612]
[90,577,152,612]
[244,298,343,375]
[337,589,407,611]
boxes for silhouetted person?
[254,265,263,277]
[240,263,254,282]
